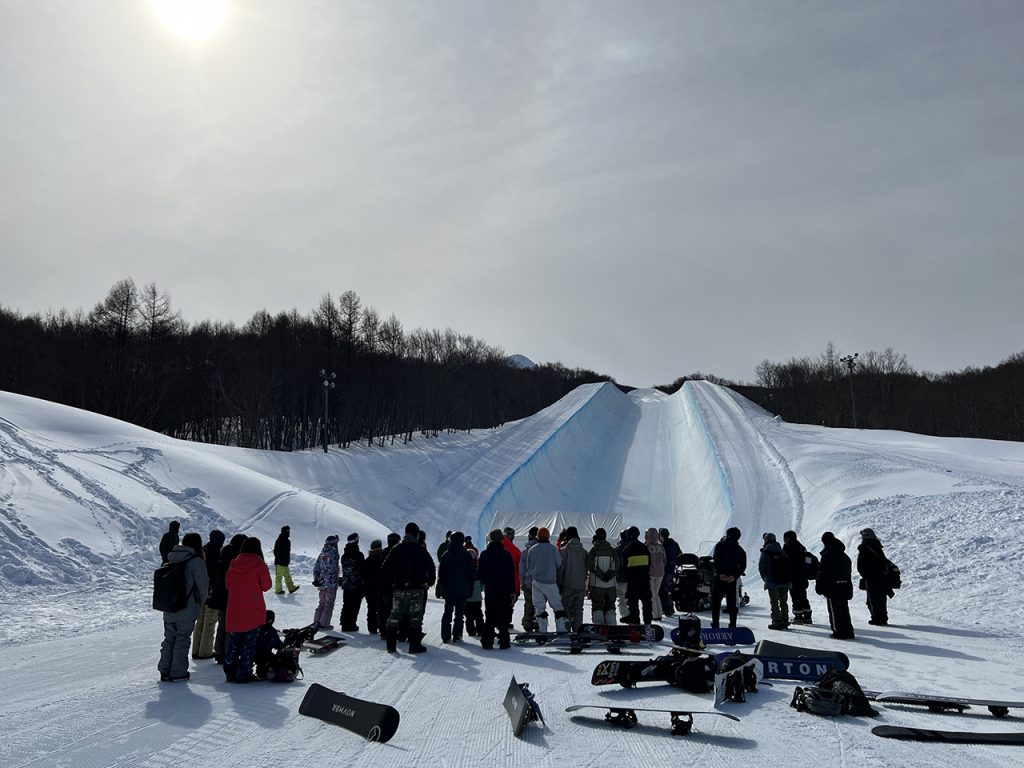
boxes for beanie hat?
[821,531,836,544]
[659,527,670,539]
[387,532,401,546]
[627,525,641,540]
[860,528,877,539]
[281,525,290,533]
[325,534,339,546]
[503,526,515,538]
[347,533,359,544]
[370,539,383,550]
[169,521,180,530]
[405,522,420,536]
[593,527,607,541]
[528,526,539,539]
[537,527,550,542]
[565,526,579,540]
[763,532,777,544]
[489,529,504,543]
[265,609,276,625]
[726,527,741,540]
[450,531,465,546]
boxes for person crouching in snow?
[524,527,569,633]
[255,610,284,679]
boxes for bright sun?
[149,0,230,43]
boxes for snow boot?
[537,612,549,634]
[385,625,398,653]
[554,610,569,634]
[408,632,427,654]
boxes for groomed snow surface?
[2,381,1023,767]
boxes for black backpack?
[770,551,792,583]
[671,656,715,694]
[804,552,820,580]
[675,614,704,650]
[268,648,303,683]
[885,560,901,590]
[152,554,197,612]
[814,669,879,717]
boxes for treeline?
[0,279,610,450]
[724,343,1024,441]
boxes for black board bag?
[299,683,400,743]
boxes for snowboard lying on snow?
[872,725,1024,745]
[670,625,756,646]
[566,704,738,735]
[867,691,1024,718]
[299,684,400,742]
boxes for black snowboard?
[871,692,1024,718]
[591,656,711,689]
[872,725,1024,745]
[566,704,738,735]
[303,635,344,654]
[503,676,544,737]
[578,623,664,642]
[299,683,400,742]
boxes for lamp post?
[839,353,858,428]
[320,369,336,452]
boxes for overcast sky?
[2,1,1023,387]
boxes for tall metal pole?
[840,353,858,428]
[320,369,336,452]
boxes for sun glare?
[149,0,230,43]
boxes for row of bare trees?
[727,342,1024,440]
[0,279,609,450]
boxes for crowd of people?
[155,519,899,682]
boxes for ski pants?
[649,576,664,620]
[625,581,653,625]
[615,581,629,618]
[590,585,617,625]
[214,609,227,661]
[388,588,426,639]
[441,598,466,641]
[711,578,738,628]
[521,584,538,631]
[481,593,512,649]
[225,628,259,681]
[364,590,379,634]
[192,604,219,657]
[767,586,790,625]
[826,596,855,638]
[561,587,586,632]
[865,585,889,624]
[313,587,337,628]
[530,581,564,630]
[378,589,394,637]
[274,564,296,593]
[658,573,675,616]
[159,615,197,678]
[340,587,364,630]
[464,600,484,636]
[790,585,811,618]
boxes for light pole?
[320,369,336,453]
[839,353,858,428]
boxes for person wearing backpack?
[272,525,299,595]
[339,533,365,632]
[758,532,792,630]
[711,527,746,629]
[254,610,285,680]
[857,528,893,626]
[783,530,813,625]
[817,532,855,640]
[157,532,208,682]
[224,537,272,683]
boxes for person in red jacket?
[224,537,272,683]
[502,527,522,628]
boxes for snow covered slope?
[2,382,1024,767]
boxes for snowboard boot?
[441,624,451,644]
[537,612,549,634]
[385,625,398,653]
[554,610,569,634]
[408,632,427,654]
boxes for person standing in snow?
[191,529,224,660]
[210,533,246,664]
[783,530,813,624]
[711,527,746,629]
[857,528,893,626]
[464,540,484,637]
[658,528,681,618]
[817,531,855,640]
[645,527,667,622]
[758,532,792,630]
[158,532,208,682]
[224,537,272,683]
[518,527,540,632]
[339,533,365,632]
[362,539,385,635]
[585,528,618,625]
[438,531,475,643]
[381,522,436,654]
[272,525,299,595]
[377,532,402,639]
[524,527,569,633]
[556,526,588,632]
[478,529,516,649]
[312,535,340,631]
[614,530,630,619]
[159,520,180,564]
[435,530,452,599]
[502,527,522,625]
[621,526,653,626]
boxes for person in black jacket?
[711,527,746,628]
[620,526,652,626]
[478,529,517,650]
[362,539,385,635]
[817,531,855,639]
[438,531,475,643]
[658,528,681,618]
[159,521,180,564]
[380,522,436,653]
[857,528,893,626]
[783,530,812,625]
[192,529,225,659]
[210,533,247,663]
[339,533,366,632]
[377,532,402,640]
[273,526,299,595]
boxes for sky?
[2,1,1023,388]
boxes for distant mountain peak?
[508,354,535,369]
